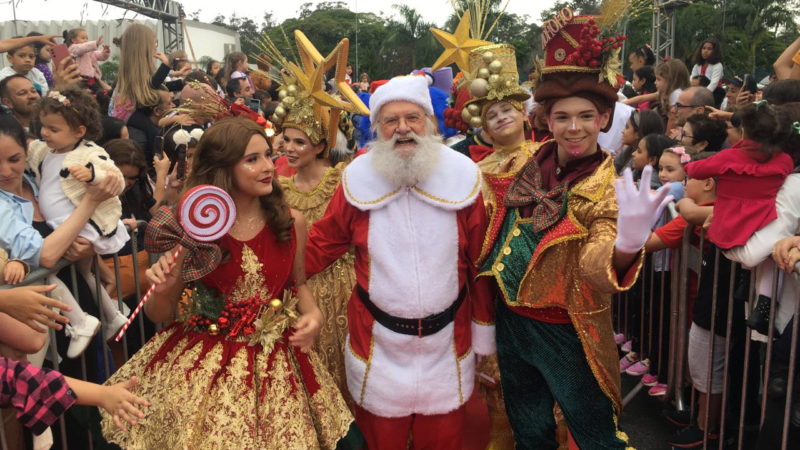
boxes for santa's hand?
[289,306,322,352]
[615,166,673,254]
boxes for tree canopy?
[206,0,798,82]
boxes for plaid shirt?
[0,358,76,435]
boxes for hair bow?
[793,122,800,134]
[669,146,692,164]
[47,91,70,106]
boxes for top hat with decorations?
[532,1,646,130]
[459,44,532,129]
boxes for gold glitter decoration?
[254,30,368,155]
[249,288,300,355]
[231,245,270,302]
[430,10,492,73]
[100,326,352,449]
[280,163,357,408]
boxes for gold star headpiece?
[430,0,509,73]
[254,29,369,156]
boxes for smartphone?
[51,44,75,69]
[176,145,187,181]
[153,136,164,159]
[249,98,261,113]
[742,74,750,94]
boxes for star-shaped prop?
[430,10,492,73]
[272,31,368,151]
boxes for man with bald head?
[669,86,715,138]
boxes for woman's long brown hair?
[183,116,294,241]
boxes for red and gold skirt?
[100,323,353,450]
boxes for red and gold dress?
[100,223,353,450]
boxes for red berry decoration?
[589,60,599,68]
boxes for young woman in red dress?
[99,116,352,450]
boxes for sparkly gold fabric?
[280,163,356,407]
[477,142,537,450]
[487,156,644,412]
[99,326,353,450]
[476,141,538,178]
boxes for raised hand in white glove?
[614,166,674,254]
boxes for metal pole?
[355,0,359,78]
[11,0,18,36]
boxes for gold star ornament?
[430,10,492,73]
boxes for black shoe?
[767,357,790,399]
[665,408,694,428]
[668,424,719,449]
[746,295,773,335]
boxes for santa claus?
[305,75,494,449]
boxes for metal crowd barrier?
[0,220,162,450]
[616,204,800,450]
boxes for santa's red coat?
[306,146,495,418]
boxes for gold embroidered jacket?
[478,155,644,412]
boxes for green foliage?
[99,54,119,84]
[622,0,800,76]
[207,0,799,84]
[198,55,215,69]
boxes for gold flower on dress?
[249,289,300,354]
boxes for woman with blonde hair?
[111,24,190,121]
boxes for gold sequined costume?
[280,163,356,406]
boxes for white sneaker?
[103,310,129,342]
[64,314,100,359]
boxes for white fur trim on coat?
[342,144,481,212]
[471,321,497,356]
[346,323,475,417]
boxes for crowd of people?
[0,5,799,450]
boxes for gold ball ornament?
[461,108,472,123]
[286,85,297,95]
[488,60,503,74]
[278,90,287,100]
[467,104,481,116]
[208,324,219,336]
[477,68,491,80]
[270,114,279,124]
[482,52,494,64]
[469,78,489,98]
[270,299,283,311]
[488,74,501,84]
[274,105,287,119]
[469,116,483,128]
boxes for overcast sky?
[4,0,550,27]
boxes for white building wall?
[0,19,239,69]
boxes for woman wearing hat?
[477,10,672,449]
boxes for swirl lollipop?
[116,186,236,341]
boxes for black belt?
[356,285,466,337]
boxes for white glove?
[614,166,674,254]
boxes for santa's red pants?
[354,403,466,450]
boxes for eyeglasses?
[381,114,423,128]
[671,102,702,111]
[679,129,694,140]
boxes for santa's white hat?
[369,75,434,126]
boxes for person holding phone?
[225,77,253,104]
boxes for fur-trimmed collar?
[342,144,482,211]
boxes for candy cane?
[115,246,182,341]
[116,186,236,341]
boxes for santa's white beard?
[369,127,443,187]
